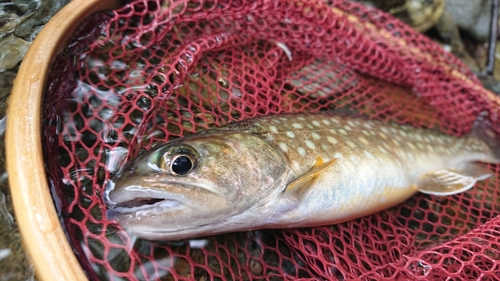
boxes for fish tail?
[471,118,500,160]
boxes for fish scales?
[104,112,499,240]
[220,114,495,225]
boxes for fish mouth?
[104,179,227,220]
[115,197,165,209]
[106,197,181,219]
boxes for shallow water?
[0,1,71,280]
[4,0,500,280]
[0,102,35,281]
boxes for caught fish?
[104,112,499,240]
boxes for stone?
[445,0,493,42]
[0,34,30,72]
[0,71,16,101]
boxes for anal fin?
[284,157,338,197]
[416,163,491,196]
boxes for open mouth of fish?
[105,193,183,220]
[104,180,184,218]
[104,179,227,219]
[113,197,179,212]
[116,197,165,208]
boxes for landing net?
[42,0,500,279]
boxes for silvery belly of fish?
[104,112,499,241]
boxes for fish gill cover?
[41,0,500,280]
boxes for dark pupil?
[171,155,193,175]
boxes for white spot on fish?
[327,136,338,145]
[378,146,388,153]
[306,124,314,129]
[292,123,303,129]
[298,116,306,121]
[312,132,321,140]
[415,134,423,141]
[379,132,387,139]
[331,117,340,123]
[322,119,331,126]
[339,129,348,135]
[363,150,375,158]
[344,126,352,131]
[392,139,400,146]
[350,155,359,163]
[399,130,408,137]
[279,142,289,152]
[407,143,416,150]
[312,120,321,127]
[362,130,370,136]
[297,147,306,156]
[305,140,316,149]
[286,131,295,138]
[347,120,356,126]
[321,144,330,151]
[363,123,372,129]
[269,125,278,133]
[334,152,343,158]
[358,137,369,145]
[416,143,425,150]
[346,140,356,148]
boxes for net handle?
[6,0,121,280]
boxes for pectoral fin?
[284,157,338,197]
[416,163,491,196]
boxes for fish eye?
[154,144,199,176]
[170,154,194,175]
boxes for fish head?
[104,132,288,240]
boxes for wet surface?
[1,0,500,280]
[0,0,70,280]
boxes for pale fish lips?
[104,179,228,220]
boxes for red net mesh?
[41,0,500,280]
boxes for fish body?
[104,112,499,240]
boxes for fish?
[104,112,500,241]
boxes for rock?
[0,34,30,72]
[0,71,16,101]
[14,0,71,41]
[0,13,21,41]
[13,0,41,13]
[356,0,446,32]
[0,2,71,281]
[0,191,36,281]
[445,0,493,42]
